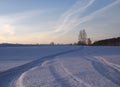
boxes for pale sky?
[0,0,120,44]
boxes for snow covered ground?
[0,46,120,87]
[0,46,78,72]
[0,61,30,72]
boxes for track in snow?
[85,56,120,86]
[0,47,82,87]
[48,60,92,87]
[16,59,92,87]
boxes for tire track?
[49,61,92,87]
[88,56,120,86]
[93,56,120,71]
[0,47,83,87]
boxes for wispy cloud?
[2,24,15,35]
[53,0,120,37]
[0,10,42,35]
[0,10,43,43]
[0,17,14,36]
[54,0,95,33]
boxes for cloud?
[54,0,95,33]
[2,32,53,44]
[0,10,42,36]
[0,36,5,43]
[2,24,15,35]
[53,0,120,37]
[0,18,15,36]
[0,10,44,44]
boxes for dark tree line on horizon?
[77,29,120,46]
[93,37,120,46]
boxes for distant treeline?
[0,43,67,47]
[93,37,120,46]
[0,37,120,47]
[0,43,49,47]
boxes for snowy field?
[0,46,120,87]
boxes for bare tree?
[78,29,87,45]
[50,42,54,45]
[87,38,92,45]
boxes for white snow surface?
[0,46,120,87]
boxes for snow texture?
[0,46,120,87]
